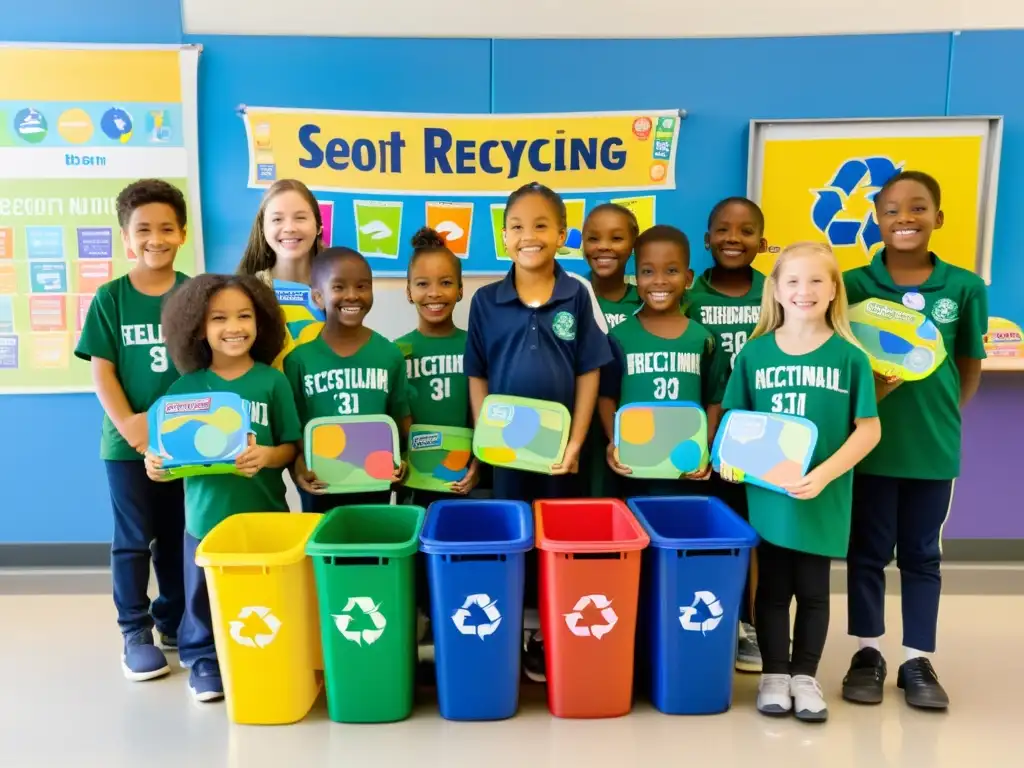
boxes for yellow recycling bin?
[196,513,324,725]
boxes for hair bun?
[411,227,447,251]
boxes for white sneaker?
[757,673,792,716]
[791,675,828,722]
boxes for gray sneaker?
[757,673,792,716]
[791,675,828,722]
[736,623,762,673]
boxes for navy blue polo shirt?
[465,263,612,412]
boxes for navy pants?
[105,460,185,640]
[847,474,953,653]
[179,531,216,667]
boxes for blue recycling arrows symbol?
[810,157,901,252]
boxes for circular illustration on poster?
[58,108,94,144]
[14,108,48,144]
[101,107,134,143]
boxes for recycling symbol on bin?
[679,591,724,635]
[811,156,901,253]
[451,593,502,639]
[564,594,618,639]
[229,606,282,648]
[332,596,387,646]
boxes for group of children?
[76,168,987,722]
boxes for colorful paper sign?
[317,200,334,247]
[353,199,402,259]
[30,333,70,369]
[0,263,16,294]
[77,260,113,294]
[425,201,473,258]
[610,195,656,233]
[76,227,113,259]
[0,227,12,258]
[490,203,509,260]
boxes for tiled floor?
[0,590,1019,767]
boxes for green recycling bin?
[306,504,426,724]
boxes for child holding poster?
[74,179,190,683]
[841,170,988,711]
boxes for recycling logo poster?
[241,106,681,277]
[0,45,203,394]
[753,132,986,277]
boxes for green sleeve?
[842,269,867,305]
[164,374,191,397]
[851,348,879,421]
[721,347,752,412]
[281,350,307,426]
[270,371,302,445]
[702,334,729,406]
[388,350,412,420]
[74,287,118,363]
[956,278,989,359]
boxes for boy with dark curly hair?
[74,178,190,682]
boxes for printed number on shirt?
[653,377,679,400]
[149,346,168,373]
[335,392,361,415]
[771,392,806,417]
[430,377,450,401]
[721,331,747,368]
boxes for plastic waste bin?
[306,504,426,724]
[195,512,323,725]
[535,498,650,719]
[627,496,759,715]
[420,499,533,721]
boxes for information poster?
[0,45,203,394]
[242,107,682,276]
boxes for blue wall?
[3,1,1023,542]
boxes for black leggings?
[755,540,831,677]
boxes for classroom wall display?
[240,106,683,276]
[0,44,204,394]
[747,117,1003,280]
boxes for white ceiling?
[181,0,1024,38]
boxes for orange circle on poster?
[619,408,655,444]
[312,424,346,459]
[365,450,396,479]
[649,163,668,182]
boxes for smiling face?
[774,251,836,323]
[205,286,257,360]
[583,208,635,280]
[314,255,373,329]
[875,178,943,255]
[121,202,185,272]
[636,240,691,313]
[407,251,462,326]
[705,201,765,270]
[503,193,566,272]
[263,189,320,265]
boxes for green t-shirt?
[602,316,726,407]
[396,328,469,428]
[282,331,411,427]
[596,284,642,330]
[167,363,302,540]
[74,272,190,461]
[686,268,765,372]
[722,332,877,558]
[843,250,988,479]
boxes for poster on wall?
[747,117,1002,280]
[0,44,204,395]
[241,107,682,276]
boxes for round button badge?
[902,292,925,311]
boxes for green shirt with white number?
[282,332,411,428]
[74,272,190,461]
[686,268,765,372]
[843,250,988,480]
[396,328,469,428]
[723,332,877,557]
[596,284,642,331]
[167,363,302,539]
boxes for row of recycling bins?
[197,495,759,725]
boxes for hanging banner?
[242,107,682,196]
[0,44,204,394]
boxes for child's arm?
[955,279,989,407]
[92,358,148,452]
[468,376,488,425]
[237,373,302,478]
[956,358,983,406]
[717,348,753,482]
[552,369,599,475]
[597,396,618,443]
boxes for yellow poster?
[242,107,682,196]
[755,135,984,275]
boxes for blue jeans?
[105,460,184,639]
[179,531,216,667]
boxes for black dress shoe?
[897,657,949,710]
[842,647,887,704]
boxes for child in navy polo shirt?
[464,181,613,683]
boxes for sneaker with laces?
[523,629,546,683]
[897,657,949,710]
[842,647,887,704]
[122,631,171,682]
[791,675,828,722]
[736,623,762,673]
[757,673,792,716]
[188,658,224,703]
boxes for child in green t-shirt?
[283,247,411,512]
[721,242,880,723]
[74,179,190,684]
[145,274,302,704]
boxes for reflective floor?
[0,592,1018,768]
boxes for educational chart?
[242,107,682,276]
[0,45,203,394]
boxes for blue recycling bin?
[420,499,533,721]
[627,496,758,715]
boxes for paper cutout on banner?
[0,264,16,294]
[29,295,66,331]
[0,228,12,259]
[318,200,334,247]
[0,296,13,333]
[556,199,586,260]
[490,204,509,260]
[426,201,473,258]
[610,195,656,233]
[353,200,402,259]
[30,333,70,369]
[77,260,113,294]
